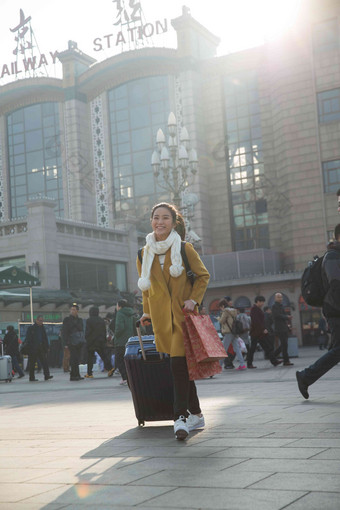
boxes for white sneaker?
[186,413,205,431]
[174,416,189,440]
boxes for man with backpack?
[296,223,340,399]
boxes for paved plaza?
[1,346,340,510]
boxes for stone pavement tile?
[0,457,54,469]
[78,446,140,458]
[0,483,64,503]
[207,447,328,459]
[0,468,65,483]
[46,456,148,472]
[130,467,271,488]
[36,457,124,470]
[283,491,340,510]
[23,485,173,507]
[222,458,340,474]
[196,437,296,448]
[28,463,163,485]
[139,487,307,509]
[311,448,340,460]
[0,447,59,457]
[285,438,340,448]
[266,430,340,438]
[126,456,245,471]
[119,446,224,458]
[250,472,340,492]
[0,504,68,510]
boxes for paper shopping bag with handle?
[183,313,227,363]
[182,320,223,380]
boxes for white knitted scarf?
[138,230,184,291]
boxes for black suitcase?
[124,325,174,426]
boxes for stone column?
[26,198,60,289]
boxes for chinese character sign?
[112,0,141,26]
[10,9,33,55]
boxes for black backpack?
[231,318,244,336]
[301,255,326,307]
[137,241,195,286]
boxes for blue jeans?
[12,355,24,377]
[301,318,340,386]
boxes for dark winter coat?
[25,323,49,354]
[264,312,274,336]
[271,302,290,334]
[62,315,83,347]
[114,307,136,347]
[250,305,266,339]
[3,331,20,357]
[85,307,106,350]
[322,241,340,319]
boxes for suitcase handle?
[136,321,163,361]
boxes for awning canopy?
[0,286,134,309]
[0,266,41,289]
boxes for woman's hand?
[140,314,151,326]
[183,300,196,312]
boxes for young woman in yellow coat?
[137,202,210,440]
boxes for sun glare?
[210,0,302,54]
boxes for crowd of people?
[1,298,136,385]
[212,292,294,371]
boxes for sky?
[0,0,302,84]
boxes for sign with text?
[1,8,58,81]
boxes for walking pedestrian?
[62,304,84,381]
[247,296,282,369]
[25,316,53,382]
[85,306,115,378]
[271,293,294,366]
[114,299,135,386]
[218,297,246,370]
[296,223,340,399]
[264,306,275,352]
[237,307,251,353]
[137,202,210,440]
[3,325,25,378]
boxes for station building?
[0,0,339,344]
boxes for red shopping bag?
[182,321,223,380]
[183,313,227,363]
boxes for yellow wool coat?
[136,242,210,357]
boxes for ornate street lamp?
[151,112,198,209]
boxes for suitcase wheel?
[138,420,145,427]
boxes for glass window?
[108,76,174,226]
[318,89,340,123]
[25,130,43,151]
[7,102,63,218]
[224,73,268,251]
[59,255,127,292]
[130,105,150,129]
[24,104,42,130]
[323,160,340,192]
[0,256,25,270]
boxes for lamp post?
[151,112,198,209]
